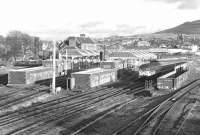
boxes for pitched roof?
[109,51,136,58]
[109,50,157,60]
[68,36,95,44]
[77,37,95,44]
[61,46,99,57]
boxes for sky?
[0,0,200,40]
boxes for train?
[139,62,187,77]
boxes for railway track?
[0,67,177,135]
[150,90,198,135]
[174,101,197,135]
[0,87,116,126]
[111,79,200,135]
[0,86,49,110]
[35,75,67,88]
[0,80,144,135]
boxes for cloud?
[29,24,148,39]
[147,0,200,10]
[24,28,74,40]
[79,24,147,37]
[80,21,103,29]
[115,24,147,34]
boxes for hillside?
[157,20,200,34]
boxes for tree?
[5,31,33,61]
[5,35,21,61]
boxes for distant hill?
[157,20,200,34]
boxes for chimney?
[80,34,86,38]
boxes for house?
[191,45,199,52]
[137,41,150,47]
[67,34,97,50]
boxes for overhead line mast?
[52,41,56,94]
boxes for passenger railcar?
[139,62,186,77]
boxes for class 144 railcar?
[139,61,186,77]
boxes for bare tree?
[5,31,33,62]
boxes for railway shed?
[157,69,188,91]
[8,66,53,85]
[71,68,117,90]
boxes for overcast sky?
[0,0,200,40]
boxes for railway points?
[0,57,200,135]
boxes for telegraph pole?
[52,41,56,94]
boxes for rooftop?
[72,68,109,75]
[160,70,187,78]
[9,66,50,72]
[61,46,99,57]
[109,49,157,60]
[68,36,95,44]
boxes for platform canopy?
[109,51,137,58]
[60,46,100,58]
[132,50,157,60]
[109,50,157,60]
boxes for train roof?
[140,61,186,71]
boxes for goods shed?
[157,70,188,91]
[8,66,53,85]
[71,68,117,89]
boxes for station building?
[59,46,100,70]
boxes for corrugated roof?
[86,50,100,56]
[78,50,93,56]
[66,47,82,57]
[109,51,137,58]
[109,50,157,60]
[62,46,99,57]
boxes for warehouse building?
[157,69,188,91]
[8,66,53,85]
[71,68,117,90]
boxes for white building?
[191,45,199,52]
[137,41,150,47]
[68,34,97,50]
